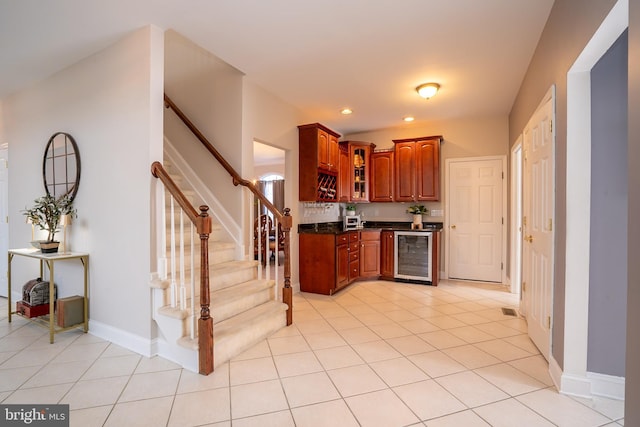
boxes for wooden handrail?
[164,94,284,222]
[151,161,214,375]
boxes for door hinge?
[548,218,552,231]
[501,217,504,225]
[547,316,551,329]
[501,262,504,270]
[550,119,553,134]
[502,171,504,179]
[523,216,527,226]
[522,282,526,292]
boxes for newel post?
[281,208,293,325]
[196,206,214,375]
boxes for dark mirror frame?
[42,132,81,202]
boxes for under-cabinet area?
[299,224,440,295]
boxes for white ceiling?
[0,0,554,136]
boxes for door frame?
[510,138,523,297]
[559,0,628,399]
[444,155,507,284]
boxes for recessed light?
[340,108,353,115]
[403,116,415,122]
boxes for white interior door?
[0,145,8,297]
[448,157,504,282]
[522,94,555,360]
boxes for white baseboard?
[551,353,625,400]
[88,319,154,357]
[587,371,625,400]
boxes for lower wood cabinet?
[380,230,395,279]
[300,231,360,295]
[360,230,380,278]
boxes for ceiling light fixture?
[403,116,415,122]
[416,83,440,99]
[340,108,353,115]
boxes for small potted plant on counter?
[345,204,357,216]
[407,205,428,229]
[23,194,76,253]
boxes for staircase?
[151,160,288,372]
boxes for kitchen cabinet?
[360,230,381,278]
[380,231,395,279]
[298,123,341,202]
[393,136,441,202]
[338,144,350,202]
[370,150,394,202]
[338,141,375,202]
[299,231,359,295]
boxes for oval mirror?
[42,132,81,202]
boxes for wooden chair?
[254,214,285,266]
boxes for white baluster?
[170,197,177,308]
[179,209,186,311]
[190,221,196,339]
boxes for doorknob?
[450,225,456,229]
[524,235,533,243]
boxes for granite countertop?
[298,221,443,234]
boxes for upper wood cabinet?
[338,141,375,203]
[338,144,350,202]
[393,136,441,201]
[298,123,341,201]
[370,150,394,202]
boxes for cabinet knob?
[450,225,456,229]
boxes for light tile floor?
[0,279,625,426]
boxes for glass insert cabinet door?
[42,132,81,202]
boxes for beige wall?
[242,80,304,289]
[508,0,617,369]
[343,116,509,219]
[164,30,244,228]
[1,26,164,349]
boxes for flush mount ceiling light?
[403,116,415,122]
[340,108,353,115]
[416,83,440,99]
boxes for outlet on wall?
[430,209,444,217]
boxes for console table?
[7,249,89,343]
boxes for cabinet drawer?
[349,232,359,242]
[360,231,380,241]
[336,234,349,245]
[349,260,360,278]
[349,242,360,252]
[350,251,359,262]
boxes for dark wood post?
[281,208,293,325]
[197,206,214,375]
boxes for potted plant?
[23,194,76,253]
[407,205,428,227]
[345,204,357,216]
